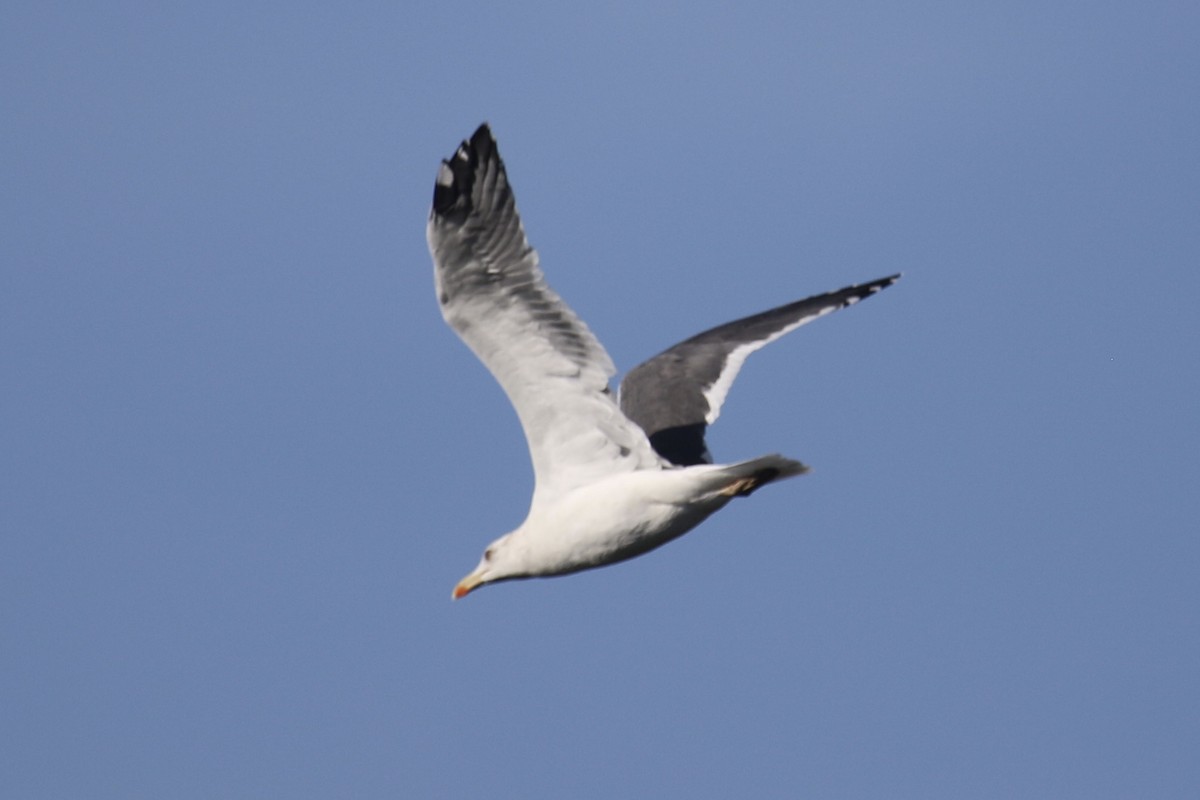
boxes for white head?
[452,533,527,599]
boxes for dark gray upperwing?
[618,275,900,465]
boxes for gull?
[426,124,898,599]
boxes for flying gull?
[427,123,899,599]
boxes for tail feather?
[715,454,809,497]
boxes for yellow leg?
[718,466,788,498]
[719,476,760,497]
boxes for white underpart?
[478,453,809,583]
[701,305,839,424]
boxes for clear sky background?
[4,2,1198,798]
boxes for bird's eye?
[484,547,494,561]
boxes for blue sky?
[3,2,1198,797]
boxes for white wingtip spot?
[436,162,454,186]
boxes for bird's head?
[452,533,522,599]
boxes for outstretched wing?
[427,124,662,504]
[619,276,900,465]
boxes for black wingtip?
[470,122,495,152]
[431,123,498,221]
[833,273,902,310]
[855,273,902,298]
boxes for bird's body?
[426,124,898,598]
[478,454,809,584]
